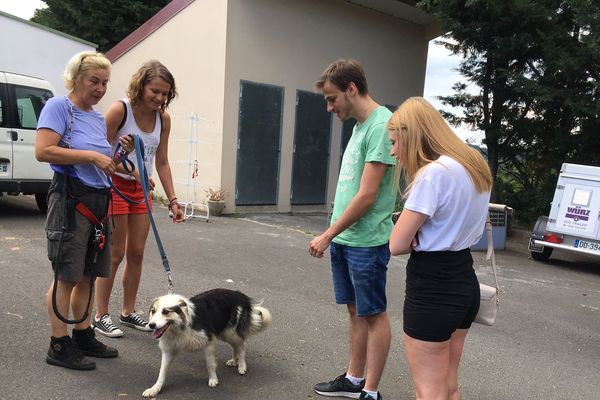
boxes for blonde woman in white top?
[388,97,492,400]
[93,60,184,337]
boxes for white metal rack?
[177,112,209,222]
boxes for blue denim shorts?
[330,242,390,317]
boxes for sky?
[0,0,478,141]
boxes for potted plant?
[205,188,227,216]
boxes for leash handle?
[110,142,143,205]
[485,218,500,303]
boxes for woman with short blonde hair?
[36,50,119,371]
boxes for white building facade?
[0,10,95,95]
[101,0,440,214]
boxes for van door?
[7,83,53,181]
[0,72,10,180]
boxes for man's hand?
[308,232,333,258]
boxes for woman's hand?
[389,209,428,255]
[130,170,155,190]
[93,153,117,175]
[119,135,134,154]
[169,201,185,223]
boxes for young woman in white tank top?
[93,61,184,338]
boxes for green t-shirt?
[331,106,396,247]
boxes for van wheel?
[531,247,553,261]
[35,193,48,213]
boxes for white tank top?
[113,98,161,180]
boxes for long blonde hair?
[63,51,111,91]
[387,97,492,194]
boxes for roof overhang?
[105,0,194,62]
[345,0,442,40]
[106,0,442,63]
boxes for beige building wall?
[223,0,429,214]
[98,0,228,208]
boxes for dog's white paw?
[142,385,161,398]
[237,364,247,375]
[226,358,237,367]
[208,378,219,387]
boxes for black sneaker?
[72,327,118,358]
[120,312,152,332]
[46,336,96,370]
[93,314,124,338]
[314,373,364,398]
[359,391,384,400]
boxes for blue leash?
[113,135,174,293]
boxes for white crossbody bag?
[474,219,500,326]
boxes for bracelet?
[168,197,179,210]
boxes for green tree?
[419,0,600,223]
[31,0,170,53]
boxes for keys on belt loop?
[92,223,106,263]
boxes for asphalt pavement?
[0,195,598,400]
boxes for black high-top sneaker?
[46,336,96,370]
[72,327,118,358]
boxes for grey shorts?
[45,173,111,282]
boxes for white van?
[0,71,55,212]
[529,163,600,261]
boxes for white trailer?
[529,163,600,261]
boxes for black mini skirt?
[403,249,480,342]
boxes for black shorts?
[403,249,480,342]
[45,173,111,282]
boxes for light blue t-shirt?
[37,96,111,189]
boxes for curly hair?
[127,60,177,111]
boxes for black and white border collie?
[142,288,272,398]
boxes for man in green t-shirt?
[309,59,396,400]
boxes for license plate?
[529,238,544,252]
[0,161,8,173]
[574,239,600,253]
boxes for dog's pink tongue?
[153,324,169,339]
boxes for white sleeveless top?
[113,98,161,180]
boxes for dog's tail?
[250,305,272,333]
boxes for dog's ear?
[166,302,189,325]
[149,298,159,315]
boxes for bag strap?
[485,218,500,292]
[60,96,75,148]
[117,99,127,131]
